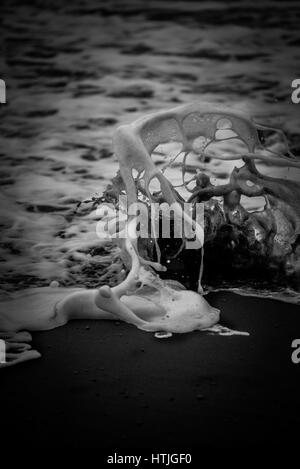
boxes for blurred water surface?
[1,0,300,294]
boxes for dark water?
[1,0,300,297]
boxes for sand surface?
[1,292,300,448]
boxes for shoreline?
[1,291,300,447]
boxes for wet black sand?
[1,292,300,449]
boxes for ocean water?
[1,0,300,299]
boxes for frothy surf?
[2,101,300,367]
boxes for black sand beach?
[1,0,300,454]
[1,292,300,448]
